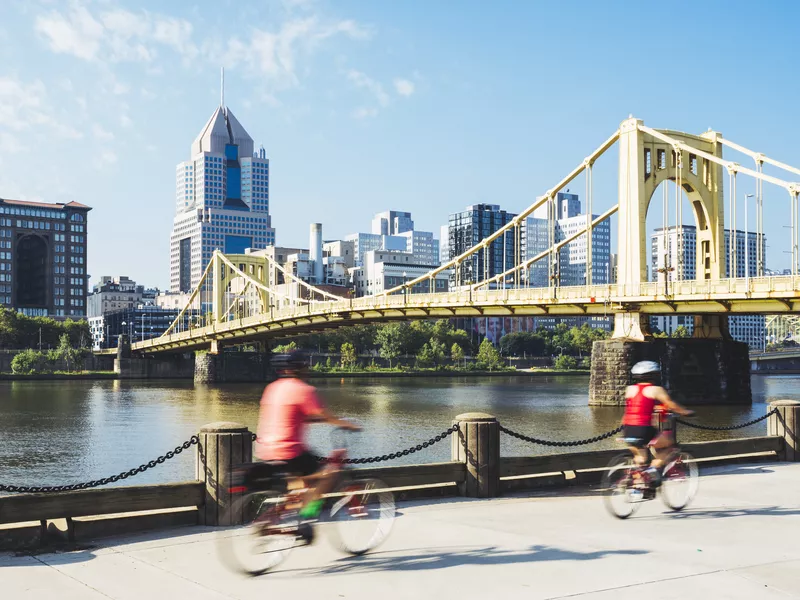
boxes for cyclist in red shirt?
[622,361,694,484]
[255,350,359,533]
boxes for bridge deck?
[4,462,800,599]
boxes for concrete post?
[197,422,253,526]
[768,400,800,461]
[451,413,499,498]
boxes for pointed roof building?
[191,106,254,158]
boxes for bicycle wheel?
[660,451,699,511]
[327,477,396,555]
[217,491,297,576]
[601,453,643,520]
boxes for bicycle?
[217,430,396,576]
[602,414,699,519]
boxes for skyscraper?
[650,225,766,350]
[448,204,517,284]
[170,101,275,292]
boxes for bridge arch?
[618,118,725,288]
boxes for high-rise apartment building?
[523,193,611,287]
[170,103,275,292]
[448,204,517,284]
[0,198,90,318]
[346,210,439,268]
[650,225,766,350]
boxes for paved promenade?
[3,462,800,599]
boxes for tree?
[375,323,406,368]
[11,349,48,374]
[451,342,464,365]
[672,326,690,338]
[272,341,297,353]
[554,354,579,370]
[53,333,82,372]
[416,339,446,369]
[340,342,357,371]
[476,338,504,371]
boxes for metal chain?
[499,424,623,447]
[0,436,199,494]
[315,425,460,465]
[676,408,777,431]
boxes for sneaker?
[297,522,315,546]
[645,467,662,488]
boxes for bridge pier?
[589,337,751,406]
[194,352,273,384]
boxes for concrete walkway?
[3,462,800,599]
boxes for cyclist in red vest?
[622,361,694,484]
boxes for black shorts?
[623,425,657,448]
[284,451,321,477]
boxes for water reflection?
[0,374,792,488]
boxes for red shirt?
[255,378,325,461]
[622,383,660,427]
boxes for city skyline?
[2,1,800,287]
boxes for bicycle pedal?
[296,523,315,546]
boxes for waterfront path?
[3,463,800,599]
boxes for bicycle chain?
[0,437,199,494]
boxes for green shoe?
[298,499,324,519]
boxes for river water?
[0,375,796,489]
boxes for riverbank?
[0,368,592,381]
[306,368,591,379]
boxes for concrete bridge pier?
[590,313,751,406]
[193,349,273,384]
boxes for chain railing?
[251,426,460,465]
[0,437,199,494]
[675,408,777,431]
[0,407,785,494]
[498,424,623,447]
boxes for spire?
[220,67,225,111]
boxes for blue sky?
[1,0,799,288]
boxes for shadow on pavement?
[283,544,648,577]
[662,505,800,520]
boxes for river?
[0,374,796,489]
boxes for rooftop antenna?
[220,67,225,111]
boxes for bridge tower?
[614,117,728,340]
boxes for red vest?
[623,382,658,426]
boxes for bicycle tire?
[601,453,642,520]
[660,451,699,512]
[217,490,297,576]
[326,476,396,555]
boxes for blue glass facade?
[225,235,253,254]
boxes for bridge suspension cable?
[379,128,622,297]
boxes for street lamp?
[744,193,754,286]
[402,271,407,303]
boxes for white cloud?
[0,76,83,140]
[94,150,118,168]
[120,113,133,128]
[92,124,115,141]
[352,107,378,119]
[35,4,197,63]
[224,16,372,92]
[347,70,389,106]
[393,78,415,97]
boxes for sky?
[1,0,800,289]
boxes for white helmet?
[631,360,660,376]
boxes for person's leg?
[650,431,675,469]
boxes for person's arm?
[648,386,694,416]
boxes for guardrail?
[1,401,798,550]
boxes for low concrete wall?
[114,355,194,379]
[194,352,273,384]
[590,338,752,406]
[0,350,114,373]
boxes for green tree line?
[0,309,91,350]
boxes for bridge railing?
[1,401,798,550]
